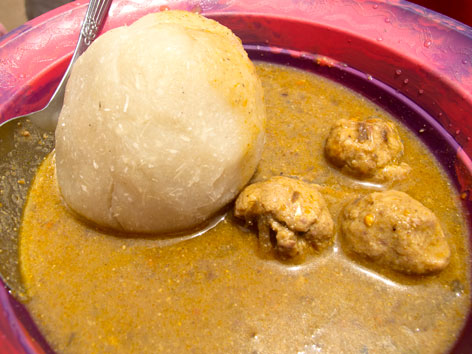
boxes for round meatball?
[340,190,450,274]
[234,176,334,258]
[55,11,266,233]
[324,118,410,180]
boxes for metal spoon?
[0,0,112,297]
[11,0,113,131]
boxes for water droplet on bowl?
[377,37,383,41]
[418,89,424,95]
[373,4,379,9]
[424,40,432,48]
[385,18,391,23]
[395,69,402,76]
[403,78,409,84]
[450,279,465,297]
[462,59,469,65]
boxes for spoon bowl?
[0,0,112,294]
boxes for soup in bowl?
[0,0,471,353]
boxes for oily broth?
[19,62,470,353]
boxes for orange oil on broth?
[19,62,470,353]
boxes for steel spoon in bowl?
[11,0,113,132]
[0,0,112,296]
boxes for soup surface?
[19,63,470,353]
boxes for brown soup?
[19,62,470,353]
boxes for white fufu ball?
[55,11,266,233]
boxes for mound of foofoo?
[55,11,266,233]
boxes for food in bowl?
[9,8,471,354]
[340,189,451,274]
[234,175,335,258]
[55,11,265,234]
[324,118,411,181]
[0,6,462,352]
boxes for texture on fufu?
[55,11,266,233]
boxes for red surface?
[410,0,472,27]
[0,0,472,353]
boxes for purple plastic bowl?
[1,0,472,353]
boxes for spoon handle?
[74,0,114,59]
[30,0,113,130]
[51,0,113,103]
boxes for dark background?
[410,0,472,27]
